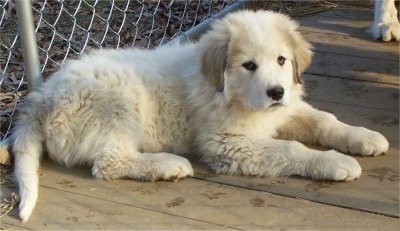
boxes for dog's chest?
[227,108,292,140]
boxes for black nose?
[267,87,284,101]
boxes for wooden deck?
[1,8,399,230]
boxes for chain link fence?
[0,0,241,141]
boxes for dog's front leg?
[370,0,400,41]
[200,135,361,181]
[278,103,389,156]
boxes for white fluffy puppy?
[8,10,388,222]
[371,0,400,41]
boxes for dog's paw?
[370,19,400,41]
[17,190,38,223]
[151,153,194,181]
[19,202,34,223]
[310,151,362,181]
[342,127,389,156]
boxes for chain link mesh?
[0,0,235,141]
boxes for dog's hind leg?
[92,148,194,182]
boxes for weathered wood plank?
[306,52,399,84]
[0,183,229,230]
[300,30,399,61]
[303,74,399,111]
[0,223,30,230]
[299,9,376,38]
[1,160,399,230]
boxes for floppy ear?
[291,59,302,84]
[291,28,313,84]
[198,30,229,92]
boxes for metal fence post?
[15,0,42,91]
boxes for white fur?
[370,0,400,41]
[7,10,389,222]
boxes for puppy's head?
[198,10,312,111]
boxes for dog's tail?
[11,103,44,222]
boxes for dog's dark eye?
[242,61,257,71]
[277,56,286,66]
